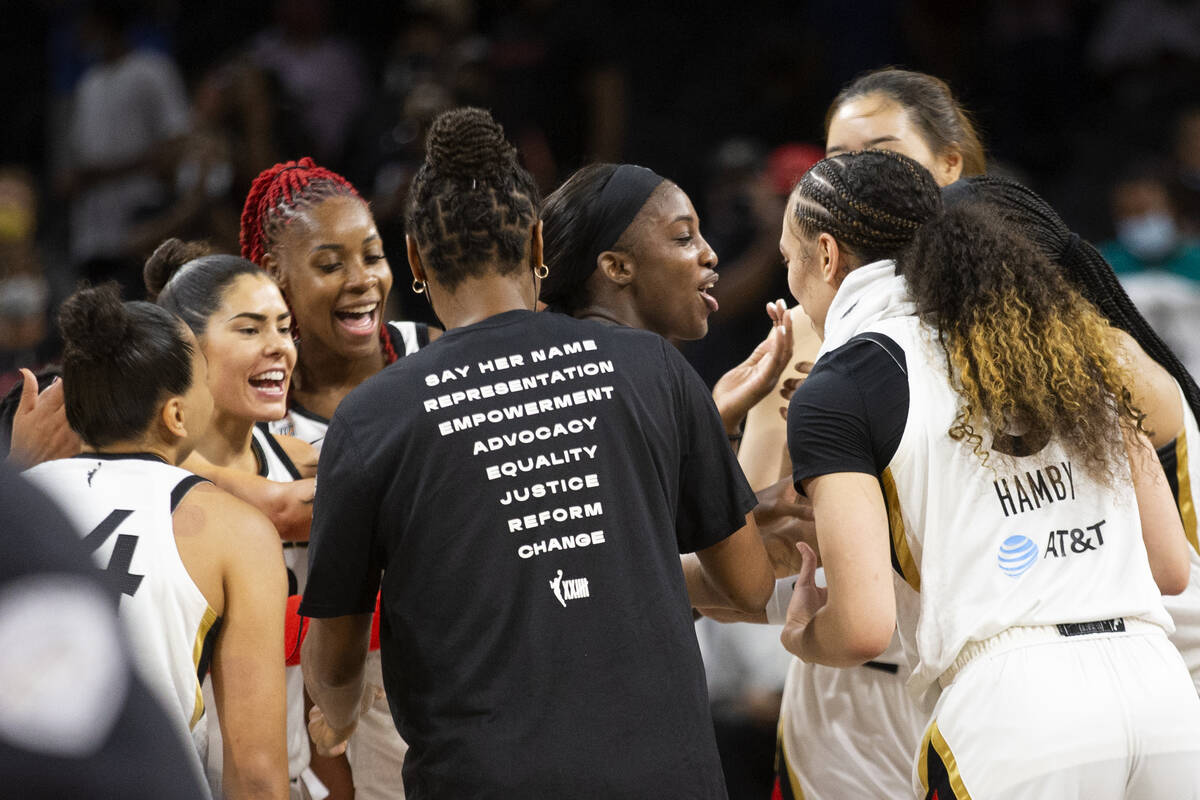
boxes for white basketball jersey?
[22,455,217,778]
[1163,382,1200,691]
[203,425,311,786]
[867,317,1173,700]
[270,320,427,451]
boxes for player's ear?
[160,396,188,439]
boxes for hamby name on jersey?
[549,568,591,607]
[992,460,1076,518]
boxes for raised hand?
[7,369,82,467]
[712,299,793,433]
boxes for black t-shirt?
[301,309,755,799]
[788,333,909,491]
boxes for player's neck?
[426,271,537,331]
[194,410,257,471]
[294,335,386,395]
[84,438,180,466]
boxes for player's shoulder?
[175,482,278,545]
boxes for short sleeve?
[299,414,382,618]
[788,335,909,492]
[666,341,758,553]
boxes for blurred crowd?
[4,1,1200,795]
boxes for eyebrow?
[226,312,292,323]
[827,135,901,155]
[308,234,381,255]
[671,215,695,225]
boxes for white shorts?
[1163,556,1200,694]
[777,657,927,799]
[916,623,1200,799]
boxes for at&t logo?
[997,535,1038,578]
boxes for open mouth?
[249,369,287,397]
[698,278,719,313]
[334,301,379,336]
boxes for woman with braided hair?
[750,66,988,800]
[299,107,774,798]
[771,149,1200,798]
[239,157,437,798]
[944,174,1200,696]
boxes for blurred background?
[2,0,1199,793]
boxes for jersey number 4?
[83,509,144,597]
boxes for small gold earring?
[534,264,550,279]
[412,278,426,294]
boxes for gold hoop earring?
[412,278,426,294]
[534,264,550,280]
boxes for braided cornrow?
[405,108,540,289]
[239,157,362,265]
[789,150,943,265]
[945,175,1200,424]
[239,158,400,366]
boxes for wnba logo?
[997,535,1038,578]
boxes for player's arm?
[183,454,313,542]
[205,491,289,799]
[275,434,319,479]
[780,472,895,666]
[1126,423,1190,594]
[301,614,373,756]
[683,512,775,612]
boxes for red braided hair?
[240,158,398,364]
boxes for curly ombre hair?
[902,203,1145,479]
[790,149,1144,481]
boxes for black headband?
[583,164,665,277]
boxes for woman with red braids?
[240,158,435,799]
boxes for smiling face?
[623,183,720,341]
[826,93,962,187]
[199,273,296,422]
[267,195,393,362]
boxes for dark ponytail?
[145,238,267,337]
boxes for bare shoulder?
[175,481,281,556]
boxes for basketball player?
[300,107,774,798]
[780,149,1200,798]
[145,238,322,798]
[240,158,437,799]
[943,174,1200,695]
[22,283,288,799]
[734,67,988,800]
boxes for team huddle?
[9,67,1200,800]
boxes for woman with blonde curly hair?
[773,149,1200,799]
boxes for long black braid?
[944,174,1200,424]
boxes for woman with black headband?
[944,175,1200,697]
[540,163,794,440]
[299,108,774,797]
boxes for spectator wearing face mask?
[1100,160,1200,281]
